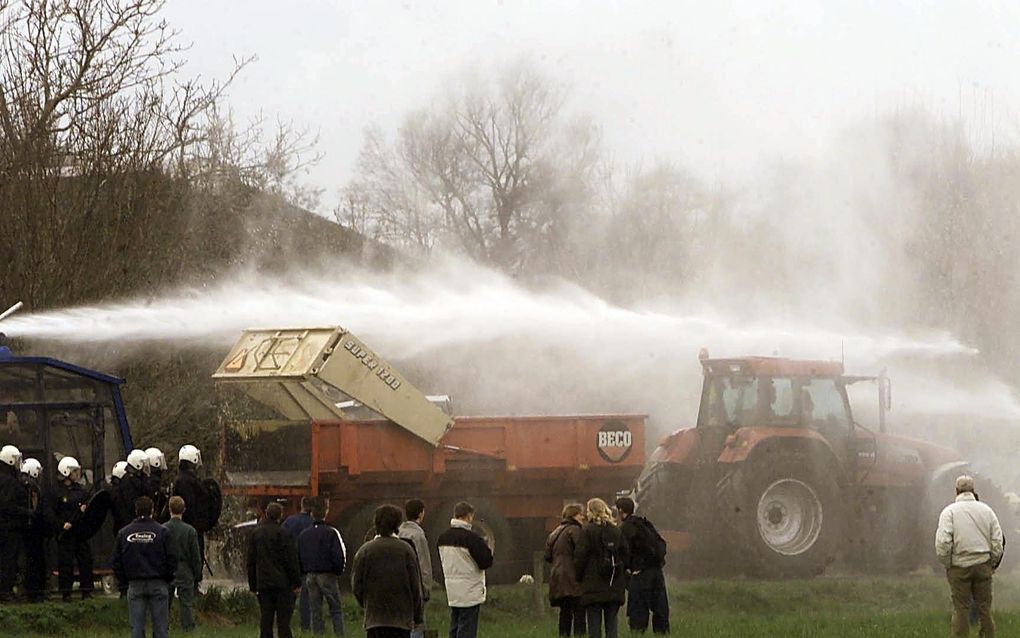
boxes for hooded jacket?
[545,518,583,603]
[437,518,493,608]
[573,521,630,606]
[935,491,1004,568]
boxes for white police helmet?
[111,461,128,480]
[21,457,41,479]
[126,449,149,473]
[178,444,202,467]
[144,447,166,471]
[0,445,22,470]
[57,456,81,478]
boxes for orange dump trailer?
[215,328,646,581]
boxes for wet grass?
[6,575,1020,637]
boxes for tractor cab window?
[801,377,852,459]
[700,375,759,429]
[764,377,795,423]
[800,378,850,432]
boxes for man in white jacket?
[935,475,1004,637]
[437,502,494,638]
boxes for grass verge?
[3,575,1018,637]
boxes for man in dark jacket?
[297,499,346,636]
[112,496,177,638]
[351,504,423,638]
[248,502,301,638]
[46,456,94,601]
[163,496,202,632]
[19,458,47,603]
[283,496,316,631]
[616,497,669,634]
[398,499,432,638]
[0,445,31,602]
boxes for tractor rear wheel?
[727,454,843,577]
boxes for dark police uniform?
[172,463,209,560]
[45,479,94,599]
[18,472,47,602]
[0,463,32,601]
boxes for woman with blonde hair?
[545,503,586,636]
[573,498,629,638]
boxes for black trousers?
[22,530,47,601]
[585,603,620,638]
[56,535,93,596]
[0,531,23,600]
[557,596,587,636]
[626,568,670,634]
[258,589,296,638]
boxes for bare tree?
[0,0,332,310]
[341,62,602,273]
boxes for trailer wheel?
[428,499,516,585]
[727,454,842,577]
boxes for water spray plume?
[2,259,1015,422]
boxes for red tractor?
[637,355,1014,577]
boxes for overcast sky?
[163,1,1020,212]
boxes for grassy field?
[3,575,1019,637]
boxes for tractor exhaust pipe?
[0,301,23,323]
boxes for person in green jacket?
[163,495,203,632]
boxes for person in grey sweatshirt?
[398,499,433,638]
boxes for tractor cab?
[695,357,858,466]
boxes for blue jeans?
[173,582,197,631]
[305,572,345,635]
[128,580,169,638]
[298,583,310,630]
[449,605,480,638]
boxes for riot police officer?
[173,444,214,561]
[45,456,93,601]
[115,450,150,533]
[145,447,170,521]
[19,458,46,602]
[0,445,31,602]
[110,461,127,487]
